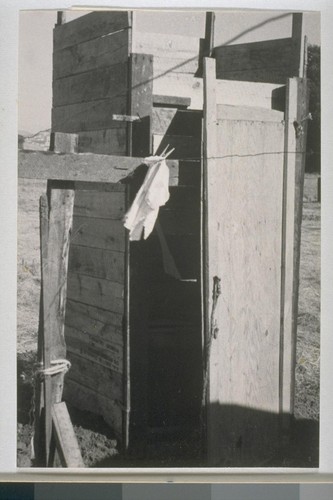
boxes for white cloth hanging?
[123,156,170,241]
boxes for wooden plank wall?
[214,14,304,84]
[63,183,127,438]
[52,11,132,155]
[203,58,288,465]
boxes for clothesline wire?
[163,149,318,162]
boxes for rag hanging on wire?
[123,147,175,241]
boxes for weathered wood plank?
[66,272,124,314]
[153,73,283,110]
[65,299,123,343]
[153,55,199,76]
[51,402,84,467]
[66,351,123,401]
[43,185,74,464]
[68,245,125,284]
[63,378,123,439]
[280,78,298,422]
[53,63,128,107]
[217,104,284,123]
[214,37,294,84]
[291,77,309,411]
[53,11,131,51]
[18,151,180,185]
[52,98,127,133]
[73,190,125,219]
[53,30,130,79]
[34,194,49,465]
[152,108,202,136]
[66,326,123,374]
[129,53,154,157]
[133,32,200,58]
[71,216,125,252]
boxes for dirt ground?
[16,178,321,468]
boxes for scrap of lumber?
[18,151,180,185]
[51,402,85,467]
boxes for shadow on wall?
[206,403,319,468]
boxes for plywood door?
[203,58,300,465]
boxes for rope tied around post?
[36,359,71,378]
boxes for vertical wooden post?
[280,78,298,428]
[44,181,75,465]
[34,194,49,465]
[292,13,305,78]
[202,57,217,464]
[204,12,215,57]
[56,11,66,26]
[128,52,154,157]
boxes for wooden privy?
[40,10,309,465]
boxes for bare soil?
[17,179,320,467]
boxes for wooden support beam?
[291,13,305,78]
[280,78,298,428]
[18,151,180,185]
[51,402,85,467]
[34,194,49,466]
[42,182,74,465]
[56,11,66,26]
[202,57,217,463]
[204,12,215,57]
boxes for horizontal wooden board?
[153,73,284,111]
[66,326,123,374]
[67,351,123,401]
[53,30,130,79]
[133,32,200,58]
[214,37,296,84]
[78,128,127,155]
[154,55,199,76]
[65,299,123,343]
[53,63,128,107]
[63,378,123,439]
[217,104,284,122]
[54,11,131,51]
[52,98,127,133]
[152,108,202,136]
[18,151,180,185]
[67,272,124,314]
[68,245,125,284]
[71,216,125,252]
[153,134,201,159]
[74,190,125,219]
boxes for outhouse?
[48,10,308,465]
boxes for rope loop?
[36,359,71,378]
